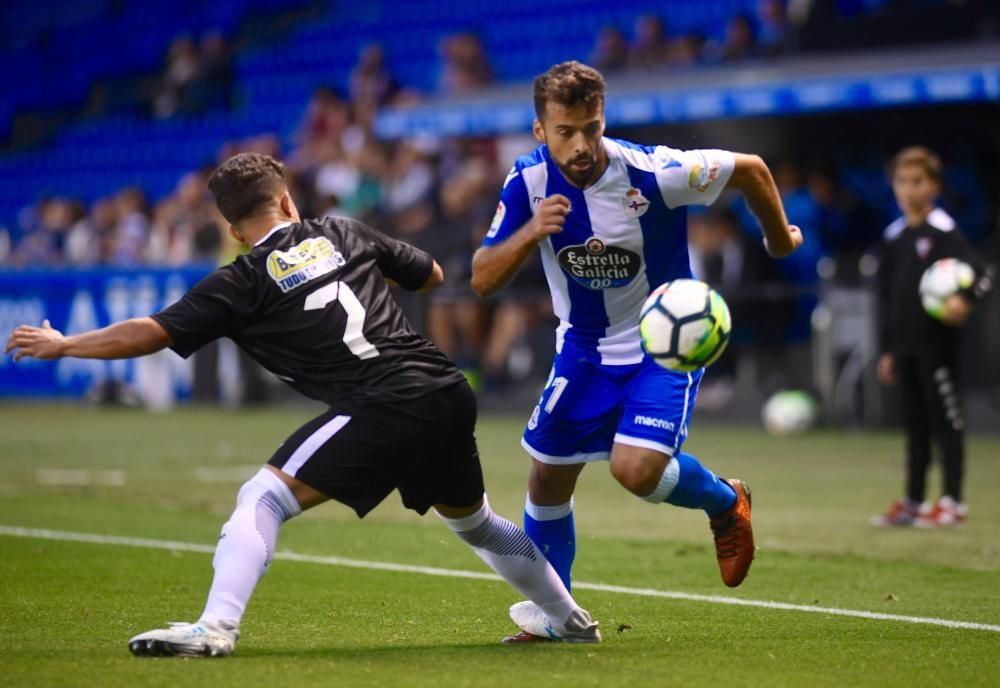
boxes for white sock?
[641,457,680,503]
[198,468,302,626]
[524,496,574,520]
[436,496,578,626]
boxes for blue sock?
[664,452,736,517]
[524,497,575,591]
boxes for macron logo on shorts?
[633,415,675,432]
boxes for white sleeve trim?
[927,208,956,231]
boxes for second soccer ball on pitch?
[919,257,974,320]
[639,279,732,372]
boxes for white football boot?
[504,601,602,644]
[128,621,239,657]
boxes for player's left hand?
[4,319,66,361]
[786,224,803,251]
[941,294,971,327]
[763,224,803,257]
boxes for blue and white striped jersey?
[483,137,734,365]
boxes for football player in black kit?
[5,152,600,655]
[872,146,994,529]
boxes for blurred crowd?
[2,0,996,395]
[0,77,895,394]
[148,32,235,119]
[591,0,794,74]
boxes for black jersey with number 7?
[152,217,466,404]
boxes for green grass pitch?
[1,405,998,687]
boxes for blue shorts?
[522,352,703,465]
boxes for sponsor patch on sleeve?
[486,200,506,239]
[687,158,722,192]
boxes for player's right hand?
[5,319,65,361]
[530,194,570,239]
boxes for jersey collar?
[254,222,293,247]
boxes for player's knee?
[237,467,303,520]
[528,463,578,503]
[609,456,662,497]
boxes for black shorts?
[268,381,485,518]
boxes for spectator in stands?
[627,15,671,71]
[589,26,630,74]
[757,0,791,56]
[707,14,758,64]
[242,133,283,159]
[348,139,389,224]
[806,161,878,270]
[65,197,118,266]
[111,188,151,265]
[152,36,202,118]
[478,251,551,391]
[148,170,222,265]
[690,205,790,406]
[342,98,378,159]
[770,160,822,348]
[314,149,361,219]
[288,86,351,173]
[12,197,80,266]
[383,140,437,234]
[690,207,747,297]
[688,209,739,408]
[436,33,495,95]
[725,14,758,62]
[667,32,708,67]
[774,160,821,254]
[349,44,399,107]
[188,31,235,112]
[424,156,492,374]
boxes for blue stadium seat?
[0,0,767,230]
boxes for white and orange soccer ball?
[919,258,975,321]
[639,279,731,372]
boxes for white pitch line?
[2,525,998,634]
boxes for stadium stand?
[1,0,997,415]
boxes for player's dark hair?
[208,152,288,224]
[533,61,605,120]
[890,146,943,183]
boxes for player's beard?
[558,153,599,187]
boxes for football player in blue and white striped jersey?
[472,61,801,641]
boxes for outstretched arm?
[727,154,803,258]
[5,317,172,361]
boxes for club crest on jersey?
[687,159,721,192]
[622,188,650,218]
[266,237,346,293]
[556,237,640,290]
[486,200,506,239]
[916,237,933,259]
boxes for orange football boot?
[709,479,755,587]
